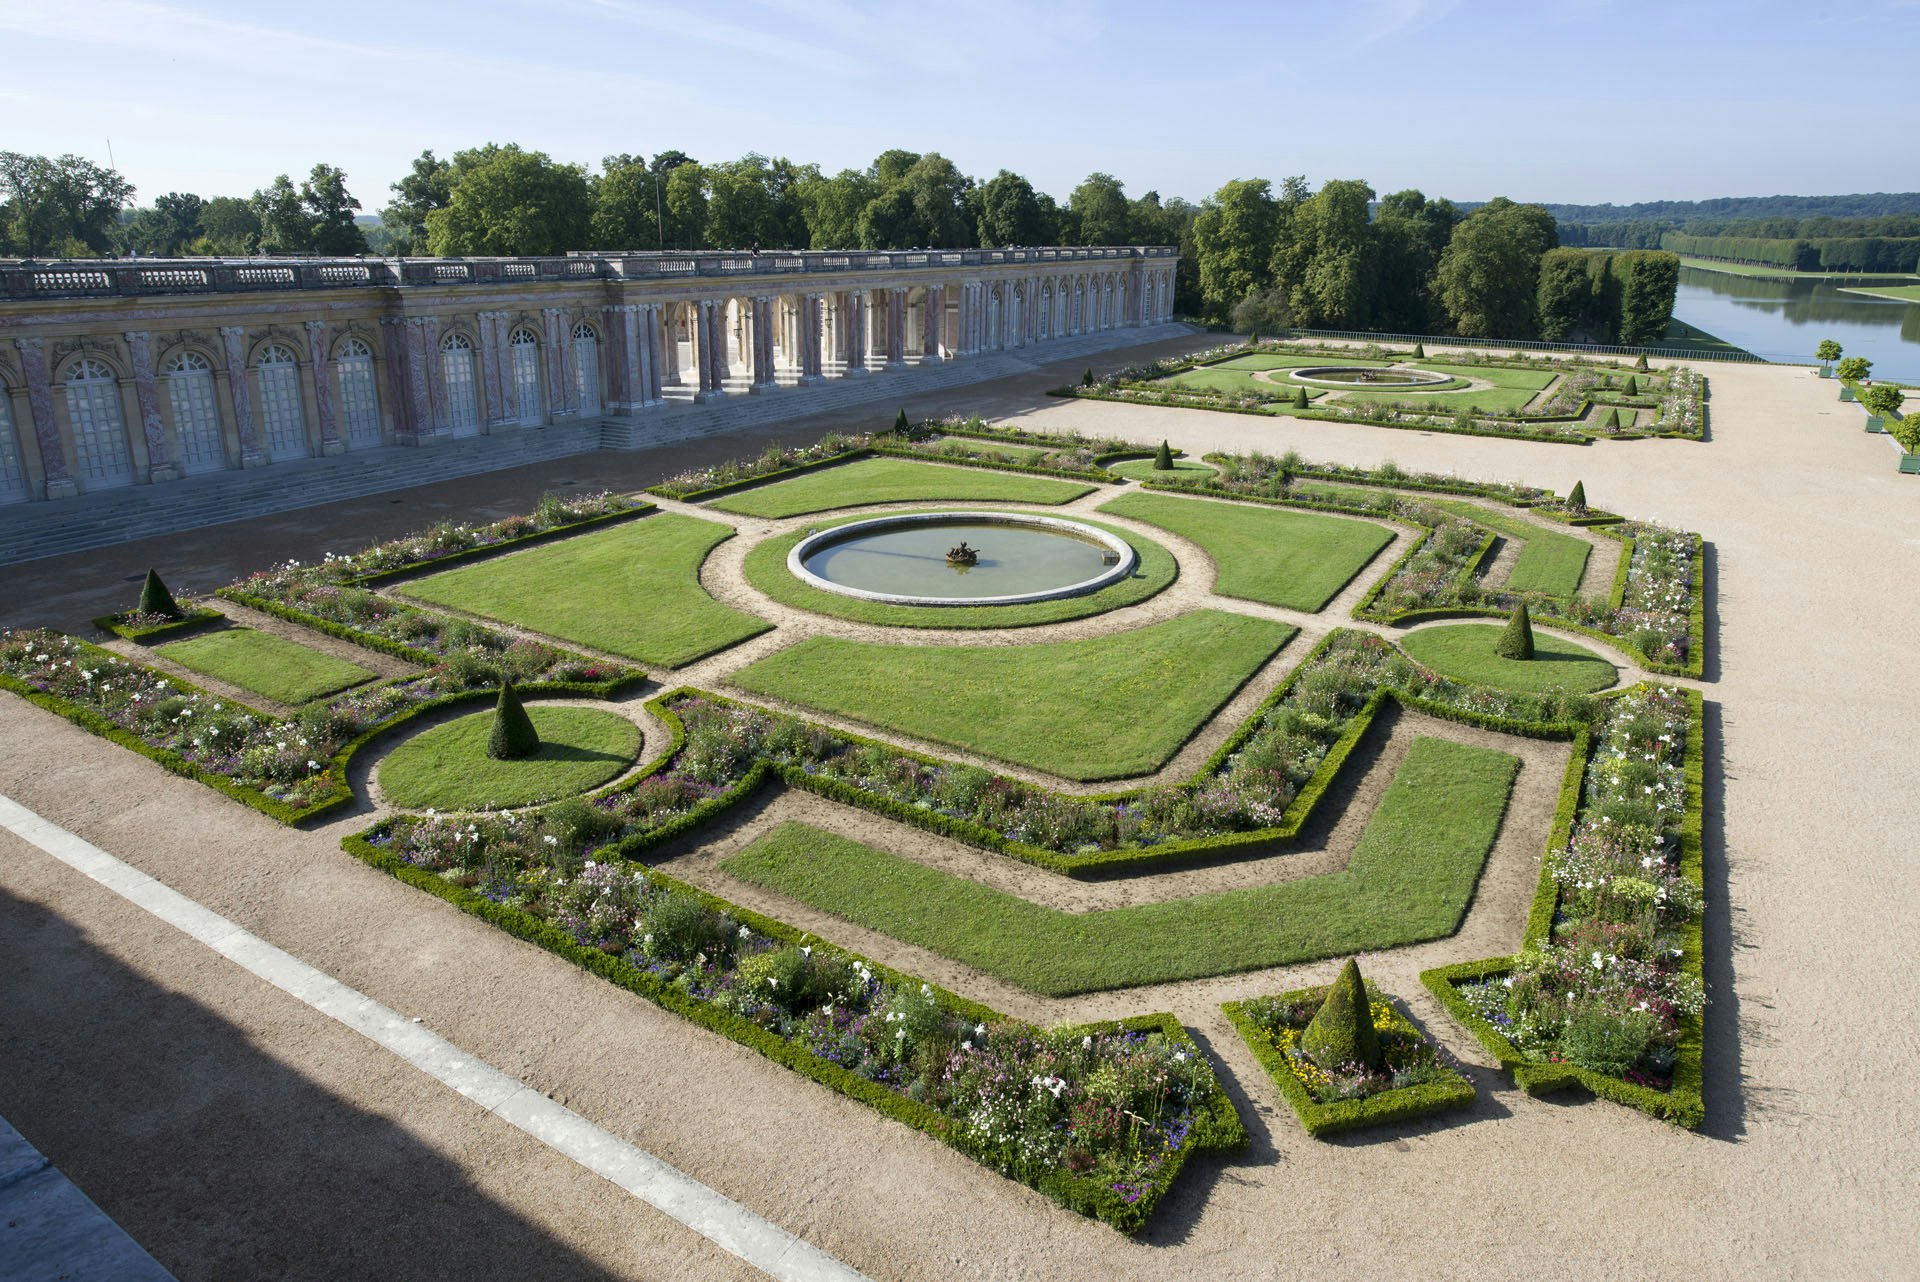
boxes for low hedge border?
[339,825,1245,1233]
[215,589,444,667]
[1419,686,1705,1128]
[351,503,654,587]
[1222,987,1475,1138]
[91,604,226,643]
[1053,384,1595,446]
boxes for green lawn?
[1161,366,1327,400]
[728,609,1295,781]
[1680,257,1918,283]
[740,512,1177,629]
[1400,624,1617,693]
[705,457,1092,518]
[1428,500,1594,597]
[1097,490,1393,612]
[1334,363,1558,413]
[722,737,1520,995]
[403,512,772,668]
[1108,457,1217,482]
[1838,284,1920,303]
[156,628,375,704]
[379,705,640,810]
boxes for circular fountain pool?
[788,512,1137,606]
[1287,365,1453,387]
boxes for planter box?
[1866,417,1888,433]
[1840,386,1856,401]
[1901,452,1920,475]
[1818,365,1834,379]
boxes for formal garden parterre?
[0,401,1716,1230]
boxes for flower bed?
[344,824,1244,1231]
[1423,684,1706,1126]
[1224,983,1474,1137]
[92,604,226,642]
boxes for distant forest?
[1551,192,1920,249]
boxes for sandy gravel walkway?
[2,344,1917,1279]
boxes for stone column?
[661,303,682,387]
[710,299,732,388]
[599,306,631,411]
[302,321,343,455]
[476,312,507,426]
[919,285,943,362]
[379,317,414,440]
[13,338,75,498]
[416,316,447,435]
[844,291,868,375]
[643,305,664,404]
[122,330,178,482]
[799,293,824,385]
[218,326,268,465]
[694,299,723,401]
[886,288,907,368]
[750,296,777,393]
[541,308,569,418]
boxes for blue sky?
[4,0,1916,212]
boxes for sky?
[3,0,1917,214]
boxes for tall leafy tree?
[1616,250,1680,344]
[796,168,876,249]
[251,175,310,253]
[1370,189,1458,332]
[301,164,368,254]
[591,152,661,249]
[1435,197,1558,337]
[127,192,204,256]
[973,170,1047,246]
[426,144,593,256]
[661,162,709,251]
[869,149,920,185]
[1535,247,1600,340]
[380,150,452,254]
[1191,178,1277,319]
[0,152,135,257]
[199,196,261,255]
[1068,172,1130,245]
[1289,178,1377,329]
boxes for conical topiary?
[1497,602,1535,660]
[1604,407,1620,430]
[1154,439,1174,470]
[893,407,909,433]
[487,681,541,761]
[1568,480,1587,512]
[1293,386,1309,409]
[1249,332,1260,347]
[1635,353,1649,371]
[137,569,183,619]
[1082,367,1095,387]
[1625,375,1639,396]
[1300,959,1382,1071]
[1412,342,1426,358]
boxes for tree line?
[1,145,1681,342]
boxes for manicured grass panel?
[738,512,1177,629]
[156,628,377,704]
[378,705,640,810]
[1401,625,1617,694]
[1428,500,1593,597]
[728,610,1294,781]
[1098,490,1393,612]
[706,456,1093,518]
[403,512,772,668]
[1107,458,1217,482]
[723,737,1520,995]
[93,605,225,642]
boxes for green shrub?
[1154,439,1174,470]
[138,569,183,619]
[1624,375,1638,396]
[1836,356,1871,383]
[894,407,909,432]
[1294,386,1309,409]
[1413,343,1426,358]
[1815,339,1842,364]
[1568,480,1587,512]
[487,680,540,760]
[1859,384,1904,419]
[1082,368,1094,387]
[1635,353,1649,372]
[1300,959,1382,1070]
[1497,603,1535,660]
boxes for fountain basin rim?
[786,511,1139,607]
[1286,364,1454,387]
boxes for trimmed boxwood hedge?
[339,824,1245,1232]
[1056,384,1596,446]
[1420,686,1705,1128]
[1223,986,1474,1137]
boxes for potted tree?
[1890,414,1920,475]
[1835,356,1871,401]
[1815,338,1842,379]
[1859,383,1904,434]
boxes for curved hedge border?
[1053,384,1595,446]
[1222,987,1475,1137]
[91,605,226,643]
[340,826,1245,1232]
[1420,686,1705,1127]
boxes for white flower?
[1591,951,1605,971]
[542,834,558,846]
[961,1040,972,1051]
[801,946,811,957]
[738,926,751,938]
[1082,1035,1093,1050]
[974,1024,986,1037]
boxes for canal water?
[1672,266,1920,381]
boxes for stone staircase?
[0,324,1193,566]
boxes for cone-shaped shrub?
[1293,386,1309,409]
[1635,353,1649,371]
[1301,958,1382,1071]
[1604,407,1620,430]
[1249,332,1260,347]
[1082,367,1094,387]
[893,407,909,432]
[1625,375,1638,396]
[1412,342,1426,358]
[487,681,541,760]
[1497,602,1535,660]
[137,569,183,619]
[1568,480,1587,512]
[1154,439,1174,470]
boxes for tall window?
[440,333,479,435]
[336,337,382,445]
[0,384,25,502]
[1040,286,1053,339]
[254,344,307,459]
[164,351,225,474]
[509,328,542,425]
[62,358,133,486]
[571,323,601,416]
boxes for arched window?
[62,358,133,486]
[570,322,601,416]
[440,333,479,435]
[254,344,307,459]
[0,383,25,502]
[987,289,1002,351]
[164,351,226,474]
[508,328,542,426]
[1040,285,1053,339]
[336,337,382,445]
